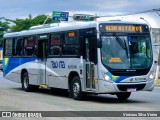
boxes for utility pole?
[153,8,160,81]
[140,9,160,81]
[140,17,159,81]
[155,49,160,80]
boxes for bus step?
[39,84,48,89]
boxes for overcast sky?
[0,0,160,28]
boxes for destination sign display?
[99,24,149,33]
[68,32,75,37]
[106,25,142,32]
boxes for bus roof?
[4,20,147,38]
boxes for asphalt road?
[0,71,160,120]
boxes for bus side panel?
[19,58,39,85]
[3,57,38,84]
[16,58,38,84]
[27,68,38,85]
[46,58,81,89]
[46,58,68,89]
[3,58,18,82]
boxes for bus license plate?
[127,88,137,92]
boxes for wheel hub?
[23,77,28,89]
[73,82,80,97]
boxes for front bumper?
[97,79,154,93]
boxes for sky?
[0,0,160,28]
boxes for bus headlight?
[104,74,111,81]
[149,72,154,80]
[102,71,111,81]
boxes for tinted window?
[4,39,13,56]
[23,37,36,56]
[50,34,61,55]
[13,38,23,56]
[63,31,79,55]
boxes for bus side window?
[50,33,61,55]
[63,31,79,55]
[13,38,23,56]
[4,39,13,56]
[23,37,36,56]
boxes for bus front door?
[85,36,96,91]
[37,39,47,86]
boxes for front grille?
[117,84,146,91]
[110,69,150,76]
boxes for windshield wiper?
[113,33,127,50]
[113,33,129,58]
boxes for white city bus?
[3,20,154,100]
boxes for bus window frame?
[22,36,37,58]
[48,32,63,57]
[63,30,80,56]
[12,37,24,57]
[3,38,13,58]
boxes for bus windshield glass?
[101,34,153,69]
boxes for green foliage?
[10,18,30,32]
[0,14,54,43]
[156,79,160,85]
[10,14,53,32]
[0,17,14,44]
[0,20,9,45]
[32,14,52,25]
[0,31,3,46]
[0,21,10,32]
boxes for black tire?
[116,92,131,101]
[22,72,35,92]
[70,76,84,100]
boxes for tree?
[0,17,13,32]
[10,18,31,32]
[10,14,53,32]
[32,14,52,26]
[0,18,11,45]
[0,31,3,47]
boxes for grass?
[156,79,160,85]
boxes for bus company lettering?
[51,61,65,68]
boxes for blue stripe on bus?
[107,72,130,83]
[113,76,130,83]
[3,57,38,76]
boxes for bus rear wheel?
[70,76,84,100]
[22,72,33,92]
[116,92,131,101]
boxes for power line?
[98,8,160,18]
[153,8,160,16]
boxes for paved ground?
[0,72,160,120]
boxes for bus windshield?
[101,34,153,69]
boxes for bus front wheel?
[116,92,131,101]
[70,76,84,100]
